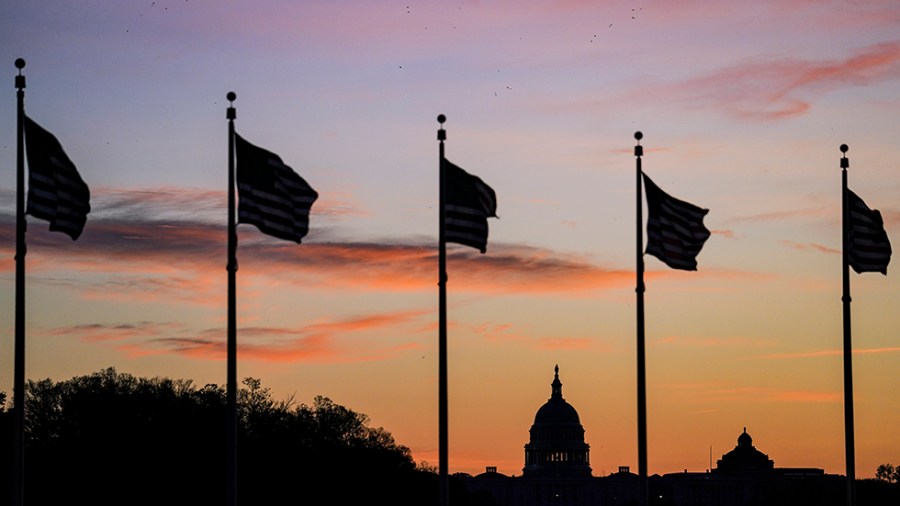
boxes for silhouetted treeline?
[0,368,497,506]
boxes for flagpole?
[840,143,856,506]
[634,131,648,506]
[13,56,27,506]
[437,114,449,506]
[226,91,238,506]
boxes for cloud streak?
[36,310,429,364]
[0,187,635,302]
[782,240,840,255]
[676,41,900,120]
[664,382,839,404]
[757,347,900,360]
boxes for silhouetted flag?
[847,189,891,274]
[643,173,710,271]
[23,116,90,240]
[235,134,318,243]
[444,158,497,253]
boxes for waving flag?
[24,116,90,240]
[235,133,318,243]
[643,173,710,271]
[847,189,891,274]
[443,158,497,253]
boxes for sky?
[1,0,899,478]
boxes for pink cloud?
[729,206,829,224]
[669,41,900,120]
[782,240,840,255]
[711,229,736,240]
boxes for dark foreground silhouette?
[0,368,497,506]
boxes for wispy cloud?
[0,187,633,302]
[532,337,593,351]
[728,206,829,224]
[36,310,429,364]
[711,229,737,240]
[671,41,900,120]
[757,347,900,360]
[42,321,182,343]
[782,240,840,255]
[657,335,777,349]
[664,382,839,404]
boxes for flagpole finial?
[437,114,446,142]
[226,92,236,120]
[634,131,643,142]
[840,144,849,169]
[437,114,446,124]
[634,131,643,157]
[14,58,26,90]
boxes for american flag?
[643,173,710,271]
[443,158,497,253]
[24,115,91,240]
[235,133,318,243]
[847,189,891,275]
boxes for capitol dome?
[523,366,591,477]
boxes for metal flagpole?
[634,131,648,506]
[226,91,238,506]
[437,114,449,506]
[13,56,27,506]
[840,143,856,506]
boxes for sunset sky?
[1,1,898,478]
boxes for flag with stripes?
[444,158,497,253]
[235,133,318,243]
[24,115,91,240]
[643,173,710,271]
[847,189,891,275]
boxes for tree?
[876,463,898,483]
[2,368,437,506]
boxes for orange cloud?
[758,347,900,360]
[0,186,639,311]
[782,240,840,255]
[664,383,839,404]
[532,337,593,351]
[711,229,736,240]
[729,206,829,224]
[657,335,776,349]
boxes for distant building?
[524,365,591,478]
[714,428,773,474]
[464,366,846,506]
